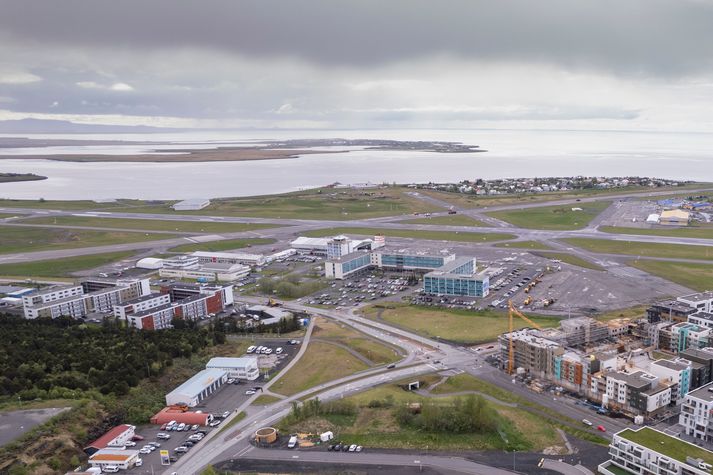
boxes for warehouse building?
[172,198,210,211]
[165,368,228,407]
[206,357,259,380]
[191,250,266,267]
[88,448,141,471]
[659,209,690,226]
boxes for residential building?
[690,312,713,330]
[206,357,259,380]
[113,292,171,319]
[127,303,175,330]
[172,198,210,211]
[422,257,490,297]
[498,329,562,377]
[599,427,713,475]
[165,368,228,407]
[680,382,713,443]
[670,322,710,353]
[680,292,713,314]
[560,317,610,346]
[84,424,136,455]
[647,300,698,324]
[680,348,713,389]
[604,371,672,417]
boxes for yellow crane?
[507,300,544,374]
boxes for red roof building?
[83,424,135,455]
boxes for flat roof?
[687,382,713,403]
[617,427,713,466]
[174,198,210,205]
[89,448,139,461]
[652,359,689,371]
[118,292,167,306]
[166,368,227,399]
[206,357,258,368]
[131,302,174,318]
[607,371,653,389]
[680,291,713,302]
[191,251,264,261]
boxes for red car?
[597,425,606,432]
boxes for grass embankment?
[0,251,137,278]
[563,238,713,261]
[400,214,485,226]
[0,226,175,254]
[304,227,515,243]
[0,199,124,210]
[487,201,611,230]
[534,252,605,271]
[168,238,276,253]
[0,213,20,219]
[594,305,649,322]
[629,260,713,291]
[112,188,442,220]
[495,240,554,250]
[363,304,560,345]
[599,225,713,239]
[270,341,369,396]
[312,317,401,365]
[251,395,283,406]
[22,216,278,234]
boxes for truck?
[447,206,457,214]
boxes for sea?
[0,128,712,200]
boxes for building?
[659,209,690,226]
[599,427,713,475]
[84,424,136,455]
[324,251,372,279]
[135,257,164,270]
[560,317,610,346]
[290,235,380,256]
[127,303,176,330]
[690,312,713,330]
[172,198,210,211]
[88,448,141,471]
[604,371,672,417]
[498,328,562,377]
[150,407,213,426]
[245,305,293,325]
[327,235,353,259]
[191,250,267,267]
[680,382,713,443]
[670,322,710,353]
[680,348,713,389]
[647,300,698,324]
[159,261,250,282]
[113,292,171,319]
[680,292,713,314]
[206,357,259,380]
[422,257,490,297]
[165,368,228,407]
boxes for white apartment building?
[205,357,259,380]
[113,292,171,319]
[680,382,713,443]
[679,292,713,314]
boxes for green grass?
[312,317,401,365]
[21,215,278,234]
[619,427,713,466]
[534,252,605,271]
[494,240,554,250]
[168,238,276,252]
[600,225,713,239]
[629,260,713,291]
[594,305,649,322]
[251,395,282,406]
[363,304,560,345]
[0,251,137,278]
[563,238,713,261]
[0,198,125,210]
[0,213,20,219]
[0,226,175,254]
[304,227,515,243]
[270,341,369,396]
[400,214,485,226]
[487,201,611,230]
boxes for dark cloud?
[1,0,713,76]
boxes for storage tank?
[255,427,278,444]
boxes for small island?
[0,172,47,183]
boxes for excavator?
[507,300,543,374]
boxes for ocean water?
[0,128,711,200]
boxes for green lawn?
[363,304,560,345]
[534,252,605,271]
[0,213,20,219]
[0,198,125,210]
[312,317,401,365]
[270,341,369,396]
[21,215,278,234]
[0,226,175,254]
[619,427,713,466]
[400,214,485,226]
[600,225,713,239]
[0,251,137,278]
[304,227,515,243]
[168,238,276,252]
[487,201,611,230]
[563,238,713,261]
[594,305,649,322]
[494,240,554,250]
[629,260,713,291]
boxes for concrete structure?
[680,382,713,443]
[670,322,710,353]
[680,292,713,314]
[680,348,713,389]
[291,235,380,256]
[647,299,699,324]
[422,257,490,297]
[373,248,455,271]
[659,209,690,226]
[88,448,141,471]
[127,302,175,330]
[113,292,171,319]
[160,261,250,282]
[604,371,672,418]
[325,251,372,279]
[135,257,164,269]
[206,357,259,380]
[172,198,210,211]
[84,424,136,455]
[245,305,292,325]
[191,250,267,267]
[165,368,228,407]
[599,427,713,475]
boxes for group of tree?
[395,395,500,434]
[257,274,325,299]
[283,398,356,426]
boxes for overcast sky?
[2,0,713,131]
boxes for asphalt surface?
[0,407,71,447]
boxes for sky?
[2,0,713,131]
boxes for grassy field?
[494,240,554,250]
[534,252,605,271]
[111,188,443,220]
[21,215,278,234]
[600,225,713,239]
[312,317,401,365]
[270,341,369,396]
[629,260,713,291]
[0,226,174,254]
[167,237,276,252]
[251,395,283,406]
[594,305,649,322]
[400,214,484,226]
[563,238,713,261]
[487,201,611,230]
[304,227,515,243]
[0,251,137,278]
[363,304,560,345]
[0,198,126,210]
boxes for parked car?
[160,423,168,430]
[288,436,298,449]
[348,444,357,452]
[177,423,186,431]
[582,419,593,426]
[247,345,257,353]
[191,424,199,431]
[227,378,235,384]
[222,411,231,418]
[139,448,151,455]
[245,390,256,395]
[276,347,283,354]
[209,419,222,427]
[356,446,363,452]
[102,466,119,473]
[135,459,143,467]
[174,446,189,453]
[125,441,136,447]
[157,432,171,439]
[597,425,606,432]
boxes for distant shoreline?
[0,173,47,183]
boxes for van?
[102,466,119,473]
[288,436,298,449]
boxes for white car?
[209,420,222,427]
[125,441,136,447]
[139,448,151,454]
[245,390,256,395]
[227,378,235,384]
[135,459,143,467]
[582,419,593,426]
[348,444,357,452]
[247,346,256,353]
[276,347,283,354]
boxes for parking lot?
[300,272,416,308]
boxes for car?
[245,390,256,395]
[174,446,189,453]
[327,444,335,451]
[102,466,120,473]
[184,425,192,431]
[169,456,178,463]
[157,432,171,439]
[209,420,222,427]
[247,345,257,353]
[386,363,396,369]
[132,434,145,441]
[184,440,195,447]
[227,378,235,384]
[160,423,168,430]
[348,444,357,452]
[177,423,186,431]
[597,425,606,432]
[356,446,363,452]
[333,444,342,451]
[139,448,151,454]
[341,444,349,452]
[143,445,156,452]
[191,424,199,431]
[125,441,136,447]
[222,411,231,418]
[582,419,593,426]
[276,347,283,354]
[135,458,143,467]
[149,442,161,447]
[288,436,298,448]
[196,430,207,435]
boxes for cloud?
[0,69,41,84]
[76,81,134,91]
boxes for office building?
[206,357,259,380]
[165,368,228,407]
[324,251,372,279]
[680,292,713,314]
[191,250,267,267]
[422,257,490,297]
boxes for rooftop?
[166,368,227,398]
[206,357,258,368]
[686,382,713,403]
[131,302,174,318]
[191,250,264,261]
[652,358,690,371]
[85,425,134,450]
[617,427,713,467]
[680,291,713,302]
[607,371,654,389]
[118,292,167,306]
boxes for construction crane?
[507,300,544,375]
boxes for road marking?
[292,455,299,459]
